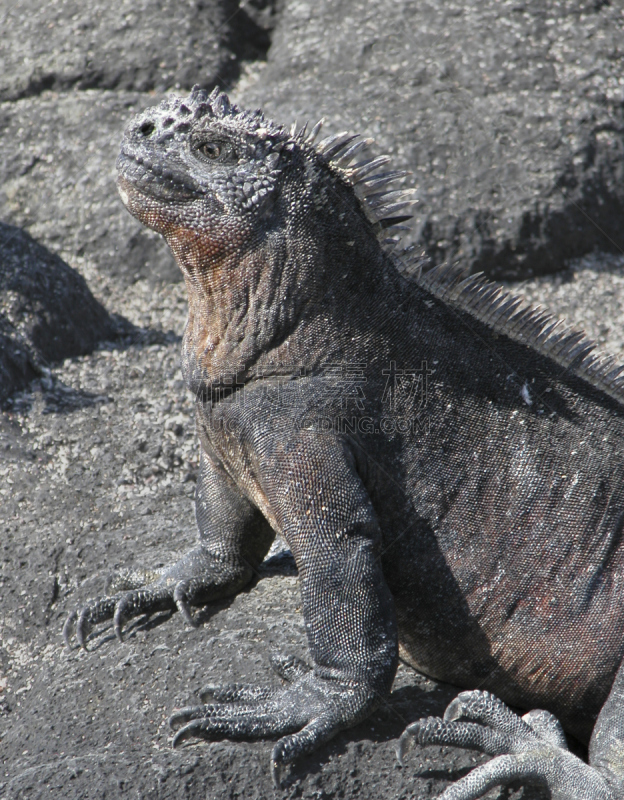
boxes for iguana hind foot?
[398,690,615,800]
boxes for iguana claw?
[173,581,199,627]
[171,718,207,749]
[270,752,284,790]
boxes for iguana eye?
[197,142,222,159]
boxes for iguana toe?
[198,683,275,703]
[169,697,296,742]
[397,716,510,764]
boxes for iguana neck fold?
[177,213,402,397]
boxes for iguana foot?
[170,653,368,787]
[62,545,244,649]
[398,690,615,800]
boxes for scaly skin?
[63,86,624,796]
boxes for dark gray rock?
[0,0,276,102]
[236,0,624,278]
[0,90,182,286]
[0,222,123,404]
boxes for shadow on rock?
[0,222,129,404]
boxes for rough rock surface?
[2,0,624,798]
[0,0,275,102]
[236,0,624,278]
[0,222,124,404]
[0,90,181,286]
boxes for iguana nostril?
[138,120,155,137]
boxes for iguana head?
[116,86,414,380]
[116,86,294,272]
[116,85,413,279]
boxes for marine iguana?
[63,86,624,799]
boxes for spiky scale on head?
[117,86,289,221]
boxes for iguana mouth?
[116,148,200,201]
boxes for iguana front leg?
[167,433,399,783]
[398,689,620,800]
[63,449,274,648]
